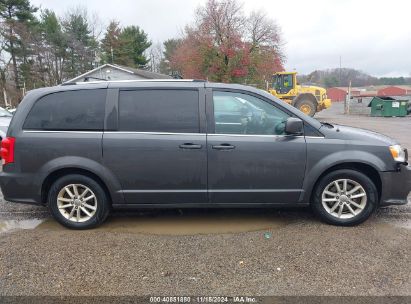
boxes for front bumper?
[379,164,411,206]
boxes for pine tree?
[0,0,37,97]
[101,20,122,64]
[39,9,67,84]
[117,25,151,68]
[62,8,96,78]
[159,38,181,75]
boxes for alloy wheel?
[321,179,367,219]
[57,184,98,223]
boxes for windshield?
[254,87,323,129]
[0,107,12,117]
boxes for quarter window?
[24,89,106,131]
[213,91,290,135]
[119,90,199,133]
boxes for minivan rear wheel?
[48,174,110,229]
[312,169,378,226]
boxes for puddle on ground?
[0,218,45,233]
[378,218,411,230]
[35,211,291,235]
[376,204,411,230]
[2,207,409,235]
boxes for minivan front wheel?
[312,169,378,226]
[48,174,110,229]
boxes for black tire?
[48,174,110,229]
[295,99,317,117]
[311,169,378,226]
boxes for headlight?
[389,145,407,162]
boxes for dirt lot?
[0,102,410,297]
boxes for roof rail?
[61,79,206,86]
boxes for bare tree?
[148,42,164,73]
[89,10,104,64]
[171,0,285,85]
[89,11,104,41]
[247,10,283,52]
[196,0,245,46]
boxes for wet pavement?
[0,103,410,296]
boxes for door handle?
[212,143,235,150]
[179,143,202,149]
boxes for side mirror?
[285,117,303,135]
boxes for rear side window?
[119,90,199,133]
[24,89,106,131]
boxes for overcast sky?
[31,0,411,77]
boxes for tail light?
[1,137,16,165]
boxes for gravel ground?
[0,103,410,297]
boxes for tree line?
[1,0,409,107]
[0,0,286,107]
[0,0,155,106]
[299,68,411,88]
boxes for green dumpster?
[368,96,408,117]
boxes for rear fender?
[35,156,124,205]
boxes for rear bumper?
[379,164,411,206]
[0,169,42,205]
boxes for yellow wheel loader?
[268,72,331,117]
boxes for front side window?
[213,91,290,135]
[24,89,106,130]
[119,89,199,133]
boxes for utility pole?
[110,47,114,63]
[339,55,342,86]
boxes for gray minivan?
[1,80,410,229]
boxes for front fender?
[301,150,386,203]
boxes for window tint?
[213,91,290,135]
[119,90,199,133]
[24,89,106,130]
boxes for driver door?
[207,90,307,205]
